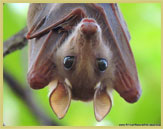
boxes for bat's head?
[48,18,113,120]
[55,18,114,101]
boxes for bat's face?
[54,18,114,101]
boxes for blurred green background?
[3,3,161,126]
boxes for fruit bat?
[26,3,141,121]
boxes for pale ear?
[93,87,112,122]
[49,81,71,119]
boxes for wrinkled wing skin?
[97,3,141,103]
[27,3,141,102]
[110,4,131,41]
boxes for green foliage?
[3,3,161,126]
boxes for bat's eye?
[64,56,75,70]
[97,58,108,72]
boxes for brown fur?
[56,20,114,101]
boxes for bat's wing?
[27,4,86,89]
[93,3,141,103]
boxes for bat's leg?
[49,80,71,119]
[93,85,112,121]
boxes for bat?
[26,3,141,122]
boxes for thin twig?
[3,26,61,126]
[3,70,61,126]
[3,27,28,57]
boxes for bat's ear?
[49,81,71,119]
[93,87,112,122]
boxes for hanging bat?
[26,3,141,122]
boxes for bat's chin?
[70,81,102,102]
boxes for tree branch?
[3,27,28,57]
[3,70,61,126]
[3,27,62,126]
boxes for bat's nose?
[80,18,98,36]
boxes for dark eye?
[64,56,75,70]
[97,58,108,72]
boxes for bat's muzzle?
[80,18,98,37]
